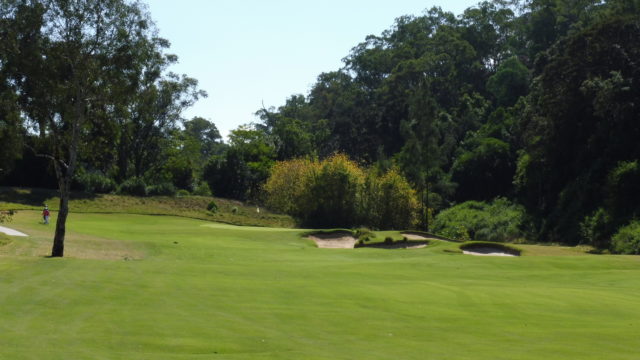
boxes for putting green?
[0,211,638,359]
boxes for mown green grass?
[0,211,639,359]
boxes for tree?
[183,116,223,159]
[0,0,196,257]
[517,15,640,243]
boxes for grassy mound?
[401,230,458,242]
[0,187,295,228]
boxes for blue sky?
[145,0,481,138]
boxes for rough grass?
[0,187,295,228]
[0,212,639,359]
[0,233,11,247]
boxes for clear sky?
[144,0,481,138]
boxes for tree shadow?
[0,187,98,207]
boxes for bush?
[231,206,238,214]
[192,182,212,196]
[75,171,116,194]
[207,200,218,213]
[118,177,147,196]
[433,198,524,242]
[264,154,418,229]
[606,161,640,219]
[362,167,418,229]
[579,208,611,248]
[176,189,190,197]
[612,221,640,255]
[264,158,318,214]
[0,210,14,224]
[146,182,177,196]
[384,236,394,244]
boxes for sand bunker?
[462,247,518,257]
[0,226,28,237]
[308,232,357,249]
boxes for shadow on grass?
[0,187,97,207]
[356,240,430,249]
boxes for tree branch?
[25,144,69,170]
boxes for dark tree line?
[2,0,640,251]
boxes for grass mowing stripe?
[0,211,638,359]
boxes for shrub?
[264,158,318,214]
[75,171,116,194]
[304,154,365,227]
[176,189,190,197]
[207,200,218,213]
[611,221,640,255]
[606,161,640,219]
[192,182,212,196]
[264,154,418,229]
[146,182,177,196]
[384,236,394,244]
[433,198,524,242]
[362,167,418,229]
[579,208,611,248]
[231,206,238,214]
[355,227,375,241]
[118,177,147,196]
[0,210,14,224]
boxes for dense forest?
[1,0,639,253]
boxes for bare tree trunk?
[50,85,83,257]
[51,181,69,257]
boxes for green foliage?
[611,221,640,255]
[487,56,530,107]
[433,198,525,242]
[0,210,14,224]
[579,208,611,248]
[146,182,177,197]
[265,154,417,229]
[451,137,515,202]
[361,167,418,229]
[517,15,640,243]
[176,189,190,197]
[191,181,212,196]
[118,177,147,197]
[206,200,218,213]
[304,154,364,227]
[203,124,275,201]
[75,171,117,194]
[606,160,640,220]
[263,158,317,215]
